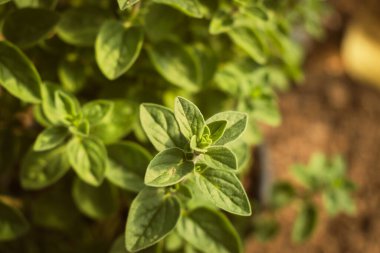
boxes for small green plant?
[251,153,356,243]
[125,96,250,252]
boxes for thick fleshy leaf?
[147,41,200,92]
[20,146,70,189]
[67,136,107,186]
[195,167,251,215]
[58,58,86,93]
[0,41,41,103]
[152,0,203,18]
[177,207,242,253]
[125,187,180,252]
[82,100,113,126]
[206,111,247,145]
[0,201,29,241]
[199,146,237,171]
[292,203,318,243]
[57,7,108,46]
[96,20,144,80]
[106,141,151,192]
[228,26,267,64]
[145,148,194,187]
[72,179,119,219]
[140,103,186,151]
[117,0,139,10]
[174,96,205,140]
[2,8,59,48]
[33,126,69,151]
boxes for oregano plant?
[125,96,251,252]
[0,0,340,252]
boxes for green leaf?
[125,187,180,252]
[145,148,194,187]
[177,207,242,253]
[109,234,157,253]
[209,9,234,34]
[90,100,136,144]
[0,41,41,103]
[106,141,151,192]
[152,0,203,18]
[270,182,296,209]
[58,58,86,94]
[323,188,356,216]
[207,120,227,144]
[82,100,113,126]
[140,103,186,151]
[72,178,119,219]
[0,0,10,4]
[54,90,81,124]
[117,0,139,10]
[194,167,251,216]
[292,203,318,243]
[20,145,70,189]
[174,96,205,140]
[33,126,69,151]
[67,136,107,186]
[143,3,184,42]
[57,7,109,46]
[199,146,237,171]
[148,41,200,92]
[206,111,247,145]
[2,8,60,48]
[0,201,29,241]
[96,20,144,80]
[228,26,267,64]
[40,83,63,124]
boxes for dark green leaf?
[33,126,69,151]
[2,8,59,48]
[177,207,242,253]
[145,148,194,187]
[0,41,41,103]
[125,187,180,252]
[67,136,107,186]
[72,179,119,219]
[57,7,109,46]
[206,111,247,145]
[0,201,29,241]
[199,146,237,171]
[292,203,318,243]
[13,0,57,8]
[174,96,205,140]
[106,141,151,192]
[148,41,201,92]
[195,167,251,216]
[140,103,186,151]
[96,20,144,80]
[152,0,203,18]
[20,145,70,189]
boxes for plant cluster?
[250,153,356,243]
[0,0,335,252]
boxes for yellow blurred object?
[342,14,380,88]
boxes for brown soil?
[245,12,380,253]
